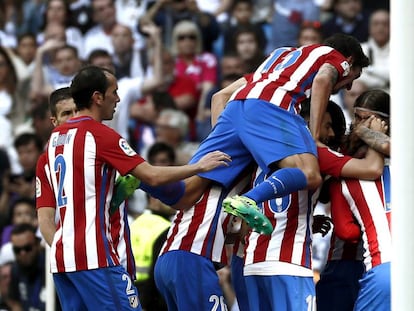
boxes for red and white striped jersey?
[244,147,352,275]
[330,162,391,271]
[244,168,314,276]
[36,116,144,273]
[230,45,350,114]
[159,175,252,264]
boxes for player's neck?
[75,109,101,122]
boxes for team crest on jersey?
[128,295,139,308]
[119,138,137,156]
[36,177,41,198]
[341,61,350,76]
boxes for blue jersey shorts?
[154,250,226,311]
[316,259,365,311]
[53,265,141,311]
[245,274,316,311]
[230,255,250,311]
[190,99,316,188]
[354,262,390,311]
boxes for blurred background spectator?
[0,0,392,308]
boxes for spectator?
[322,0,369,42]
[0,47,23,137]
[110,23,144,80]
[141,0,220,52]
[358,9,390,92]
[0,261,12,310]
[221,0,267,57]
[88,22,163,142]
[1,197,37,248]
[37,0,85,57]
[7,224,60,310]
[30,42,81,101]
[84,0,118,58]
[232,24,267,74]
[9,133,43,200]
[152,108,199,165]
[297,21,323,46]
[270,0,320,48]
[171,20,218,141]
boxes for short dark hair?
[11,223,37,237]
[323,33,370,68]
[147,142,176,165]
[87,49,111,63]
[14,133,44,151]
[49,87,72,117]
[70,66,108,110]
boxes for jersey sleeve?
[36,153,56,209]
[96,125,145,176]
[330,180,361,242]
[318,146,352,178]
[323,49,351,79]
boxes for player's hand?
[312,214,332,237]
[369,117,388,134]
[196,151,231,172]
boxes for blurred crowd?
[0,0,390,310]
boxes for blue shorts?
[354,262,390,311]
[154,251,226,311]
[316,260,365,311]
[230,255,250,311]
[190,99,316,188]
[53,265,141,310]
[245,274,315,311]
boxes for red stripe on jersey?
[162,212,183,254]
[279,192,299,262]
[73,133,88,270]
[179,189,210,251]
[251,200,273,263]
[344,179,384,267]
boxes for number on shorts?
[54,155,67,208]
[122,274,135,295]
[209,295,228,311]
[306,294,316,311]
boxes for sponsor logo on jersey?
[341,61,350,76]
[119,138,136,156]
[36,177,41,198]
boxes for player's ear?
[50,116,58,127]
[92,91,104,105]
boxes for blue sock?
[139,181,185,205]
[243,168,308,204]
